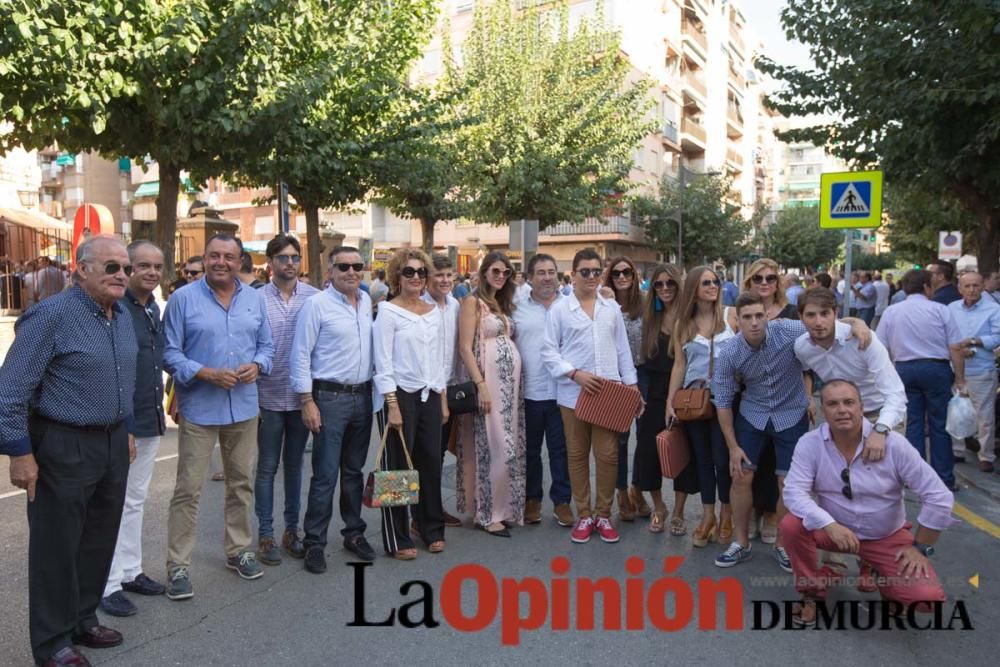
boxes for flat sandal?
[670,516,687,536]
[649,510,666,534]
[393,548,417,561]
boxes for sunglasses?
[401,267,428,279]
[840,467,853,500]
[275,255,302,265]
[751,274,779,285]
[95,261,133,276]
[576,268,602,279]
[611,268,634,280]
[489,268,513,278]
[335,262,364,273]
[701,278,721,288]
[653,279,679,290]
[183,269,203,276]
[142,305,160,335]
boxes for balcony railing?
[683,70,707,101]
[682,19,708,57]
[729,23,745,55]
[681,117,707,145]
[726,148,744,168]
[661,121,680,146]
[542,216,630,237]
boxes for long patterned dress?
[456,302,526,526]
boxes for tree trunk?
[305,202,323,286]
[154,160,181,292]
[976,210,999,274]
[420,217,437,255]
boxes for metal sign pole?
[843,230,853,314]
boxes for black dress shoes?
[121,572,165,596]
[344,535,376,562]
[44,647,92,666]
[71,625,123,649]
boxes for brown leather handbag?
[671,333,715,421]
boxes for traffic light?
[914,264,922,269]
[869,234,877,242]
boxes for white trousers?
[103,436,161,597]
[951,372,998,463]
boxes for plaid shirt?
[711,319,809,431]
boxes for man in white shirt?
[512,253,573,528]
[291,246,376,573]
[872,271,891,329]
[851,271,877,326]
[541,249,641,545]
[422,254,463,526]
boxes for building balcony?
[39,201,63,219]
[541,216,631,238]
[661,120,681,150]
[681,19,708,62]
[682,70,707,106]
[726,148,744,171]
[729,23,746,56]
[685,0,708,18]
[681,116,707,149]
[726,107,744,138]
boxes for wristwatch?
[913,542,935,557]
[873,423,890,436]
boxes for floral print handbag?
[362,425,420,508]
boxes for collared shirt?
[948,297,1000,377]
[873,280,890,315]
[932,283,961,305]
[853,281,876,309]
[290,287,373,393]
[512,291,563,401]
[722,281,739,306]
[121,289,166,437]
[163,278,274,426]
[783,421,957,541]
[785,284,804,306]
[258,280,319,411]
[875,294,962,362]
[422,291,461,384]
[712,318,809,431]
[794,322,907,429]
[373,301,446,401]
[541,291,638,410]
[0,286,137,456]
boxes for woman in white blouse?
[373,249,449,559]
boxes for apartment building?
[37,149,131,234]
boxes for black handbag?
[447,381,478,415]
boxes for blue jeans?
[302,390,373,547]
[524,399,571,505]
[255,408,310,539]
[857,306,875,326]
[896,360,954,486]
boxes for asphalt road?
[0,425,997,666]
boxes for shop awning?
[55,153,77,167]
[133,177,201,199]
[0,206,73,232]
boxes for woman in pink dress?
[456,251,526,536]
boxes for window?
[255,215,275,234]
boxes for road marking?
[953,501,1000,540]
[0,453,179,501]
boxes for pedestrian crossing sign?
[819,170,883,229]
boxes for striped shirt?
[258,280,319,411]
[712,318,809,431]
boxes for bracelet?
[569,369,578,381]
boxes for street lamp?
[676,154,722,268]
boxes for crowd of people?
[0,231,997,665]
[0,256,70,310]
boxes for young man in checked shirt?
[711,291,870,572]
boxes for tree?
[1,1,331,289]
[882,183,979,267]
[633,173,751,269]
[448,0,653,230]
[762,206,842,272]
[760,0,1000,273]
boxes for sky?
[740,0,814,70]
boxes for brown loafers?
[72,625,123,649]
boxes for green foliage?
[761,206,842,271]
[760,0,1000,272]
[450,0,654,229]
[882,183,979,266]
[849,251,899,272]
[633,173,751,269]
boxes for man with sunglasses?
[291,246,376,573]
[163,233,274,598]
[253,234,319,566]
[781,379,955,625]
[169,256,205,297]
[1,235,138,666]
[100,241,169,619]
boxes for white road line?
[0,453,179,501]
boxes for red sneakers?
[595,517,620,543]
[570,516,595,543]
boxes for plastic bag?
[946,393,977,440]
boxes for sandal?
[429,541,445,553]
[670,516,687,536]
[692,518,717,548]
[791,597,818,627]
[629,486,652,518]
[392,548,418,561]
[649,510,665,534]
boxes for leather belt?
[313,379,372,395]
[35,416,124,433]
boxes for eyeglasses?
[701,278,721,287]
[93,261,133,276]
[401,267,428,279]
[335,262,364,273]
[840,467,853,500]
[183,269,203,277]
[489,267,513,278]
[751,274,779,285]
[274,255,302,265]
[611,268,634,280]
[576,268,602,279]
[653,279,679,290]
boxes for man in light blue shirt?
[948,271,1000,472]
[722,273,739,306]
[785,274,804,306]
[851,272,877,325]
[163,234,274,598]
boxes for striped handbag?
[575,377,642,433]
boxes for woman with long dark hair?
[666,266,735,547]
[455,251,526,536]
